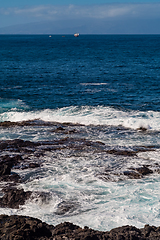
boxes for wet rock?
[0,139,40,151]
[137,127,148,131]
[0,188,32,209]
[54,126,65,132]
[2,215,160,239]
[0,121,20,127]
[55,201,79,215]
[1,154,23,165]
[20,162,40,170]
[0,214,53,240]
[142,224,155,238]
[0,155,21,176]
[51,222,81,238]
[51,221,106,239]
[62,129,78,134]
[136,166,153,175]
[0,161,12,176]
[96,141,105,145]
[105,146,157,157]
[51,126,78,134]
[0,155,24,183]
[0,120,48,127]
[0,173,21,183]
[106,225,143,240]
[106,149,137,156]
[29,162,40,168]
[30,191,52,204]
[123,170,142,179]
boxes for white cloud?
[0,3,160,27]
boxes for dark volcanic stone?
[106,225,143,240]
[0,139,40,151]
[1,215,160,239]
[0,214,53,240]
[136,166,153,175]
[51,126,79,134]
[123,170,142,179]
[0,155,23,181]
[0,155,18,176]
[0,188,32,209]
[54,126,65,132]
[106,149,137,156]
[55,201,79,215]
[29,163,40,168]
[0,173,21,183]
[137,127,148,131]
[0,161,12,176]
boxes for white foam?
[80,83,109,86]
[2,175,160,231]
[0,99,28,111]
[0,106,160,130]
[1,132,160,231]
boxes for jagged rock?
[0,188,32,209]
[123,170,142,179]
[0,215,53,240]
[0,173,20,183]
[29,163,40,168]
[0,155,23,183]
[55,201,79,215]
[137,127,148,131]
[1,215,160,239]
[106,149,137,156]
[136,166,153,175]
[0,155,21,176]
[54,126,65,132]
[0,139,40,151]
[0,161,12,176]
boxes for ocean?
[0,34,160,231]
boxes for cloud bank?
[0,3,160,34]
[1,3,160,21]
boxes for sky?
[0,0,160,34]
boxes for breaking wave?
[0,105,160,131]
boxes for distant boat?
[74,33,79,37]
[49,35,52,38]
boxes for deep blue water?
[1,35,160,231]
[1,34,160,111]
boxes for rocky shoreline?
[1,214,160,239]
[1,121,160,239]
[0,136,158,210]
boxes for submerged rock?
[136,166,153,175]
[55,201,80,215]
[123,170,142,179]
[0,139,40,151]
[137,127,148,131]
[106,149,137,156]
[123,166,153,179]
[51,126,78,134]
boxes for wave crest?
[0,106,159,130]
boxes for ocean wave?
[0,99,28,112]
[0,106,160,131]
[80,83,109,86]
